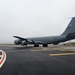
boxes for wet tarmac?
[0,46,75,75]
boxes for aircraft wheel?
[43,44,48,47]
[34,44,39,47]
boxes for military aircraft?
[13,17,75,47]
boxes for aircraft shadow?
[13,46,34,50]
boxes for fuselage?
[27,35,71,44]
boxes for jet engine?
[21,41,27,45]
[14,39,22,45]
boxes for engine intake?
[14,39,22,45]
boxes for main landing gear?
[43,44,48,47]
[34,44,39,47]
[34,44,48,47]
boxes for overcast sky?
[0,0,75,44]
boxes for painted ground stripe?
[0,51,3,63]
[0,50,6,68]
[0,51,4,64]
[0,51,6,68]
[0,51,5,64]
[49,53,75,56]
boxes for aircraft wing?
[13,36,27,40]
[13,36,34,43]
[13,36,45,44]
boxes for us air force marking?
[0,50,6,68]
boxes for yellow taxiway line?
[49,53,75,56]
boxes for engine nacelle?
[14,39,22,45]
[21,41,27,45]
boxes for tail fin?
[62,17,75,36]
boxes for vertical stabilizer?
[62,17,75,35]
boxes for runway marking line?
[0,50,6,68]
[49,53,75,56]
